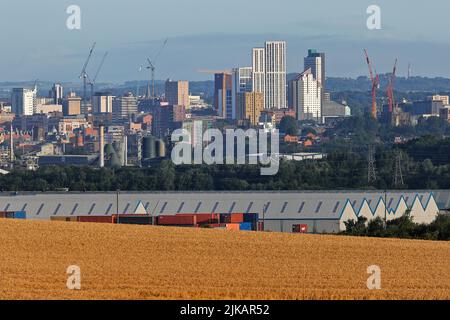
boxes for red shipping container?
[177,213,218,224]
[157,215,197,226]
[230,213,244,223]
[78,216,113,223]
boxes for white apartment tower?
[11,88,36,115]
[293,68,322,122]
[264,41,286,109]
[252,48,265,106]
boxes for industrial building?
[0,190,446,234]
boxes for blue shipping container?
[240,222,253,231]
[14,211,26,219]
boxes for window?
[333,201,340,213]
[88,204,96,215]
[315,201,323,213]
[53,204,62,216]
[246,202,254,213]
[105,203,113,215]
[123,203,130,214]
[228,202,236,213]
[195,202,202,213]
[71,203,79,216]
[298,202,305,213]
[36,203,44,215]
[160,202,167,214]
[281,202,288,213]
[177,202,185,213]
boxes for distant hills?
[1,76,449,101]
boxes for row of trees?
[1,147,450,192]
[342,213,450,241]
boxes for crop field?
[0,219,449,300]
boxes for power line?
[367,145,377,184]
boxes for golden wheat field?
[0,219,449,300]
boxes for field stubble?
[0,219,448,300]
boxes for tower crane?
[144,38,168,99]
[387,58,398,114]
[79,42,96,111]
[88,52,108,102]
[364,49,379,120]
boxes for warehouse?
[0,190,444,234]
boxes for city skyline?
[1,0,450,82]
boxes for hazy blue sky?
[1,0,449,82]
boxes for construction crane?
[364,49,380,120]
[79,42,96,111]
[144,38,168,99]
[386,58,398,114]
[88,52,108,102]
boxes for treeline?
[1,147,450,192]
[342,213,450,241]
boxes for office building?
[165,80,189,108]
[231,67,253,120]
[62,92,82,116]
[292,68,322,122]
[92,92,114,114]
[11,88,36,115]
[238,92,264,126]
[304,49,326,90]
[214,73,232,118]
[264,41,286,109]
[152,104,186,138]
[113,92,138,120]
[51,83,63,105]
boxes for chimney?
[99,125,105,168]
[123,135,128,167]
[10,123,14,166]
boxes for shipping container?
[112,214,153,225]
[220,214,231,224]
[231,213,244,223]
[50,216,78,222]
[13,211,26,219]
[5,212,14,218]
[226,223,240,231]
[177,213,219,224]
[78,216,113,224]
[244,213,259,223]
[156,215,197,226]
[258,221,265,231]
[239,222,253,231]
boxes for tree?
[279,116,298,136]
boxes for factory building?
[0,191,444,234]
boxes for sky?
[1,0,450,82]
